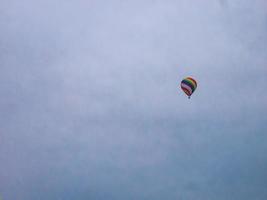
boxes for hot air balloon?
[181,77,197,99]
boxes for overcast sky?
[0,0,267,199]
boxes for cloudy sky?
[0,0,267,199]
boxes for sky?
[0,0,267,199]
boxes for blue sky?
[0,0,267,199]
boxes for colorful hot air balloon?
[181,77,197,99]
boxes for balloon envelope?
[181,77,197,98]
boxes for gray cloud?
[0,0,266,199]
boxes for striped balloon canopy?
[181,77,197,98]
